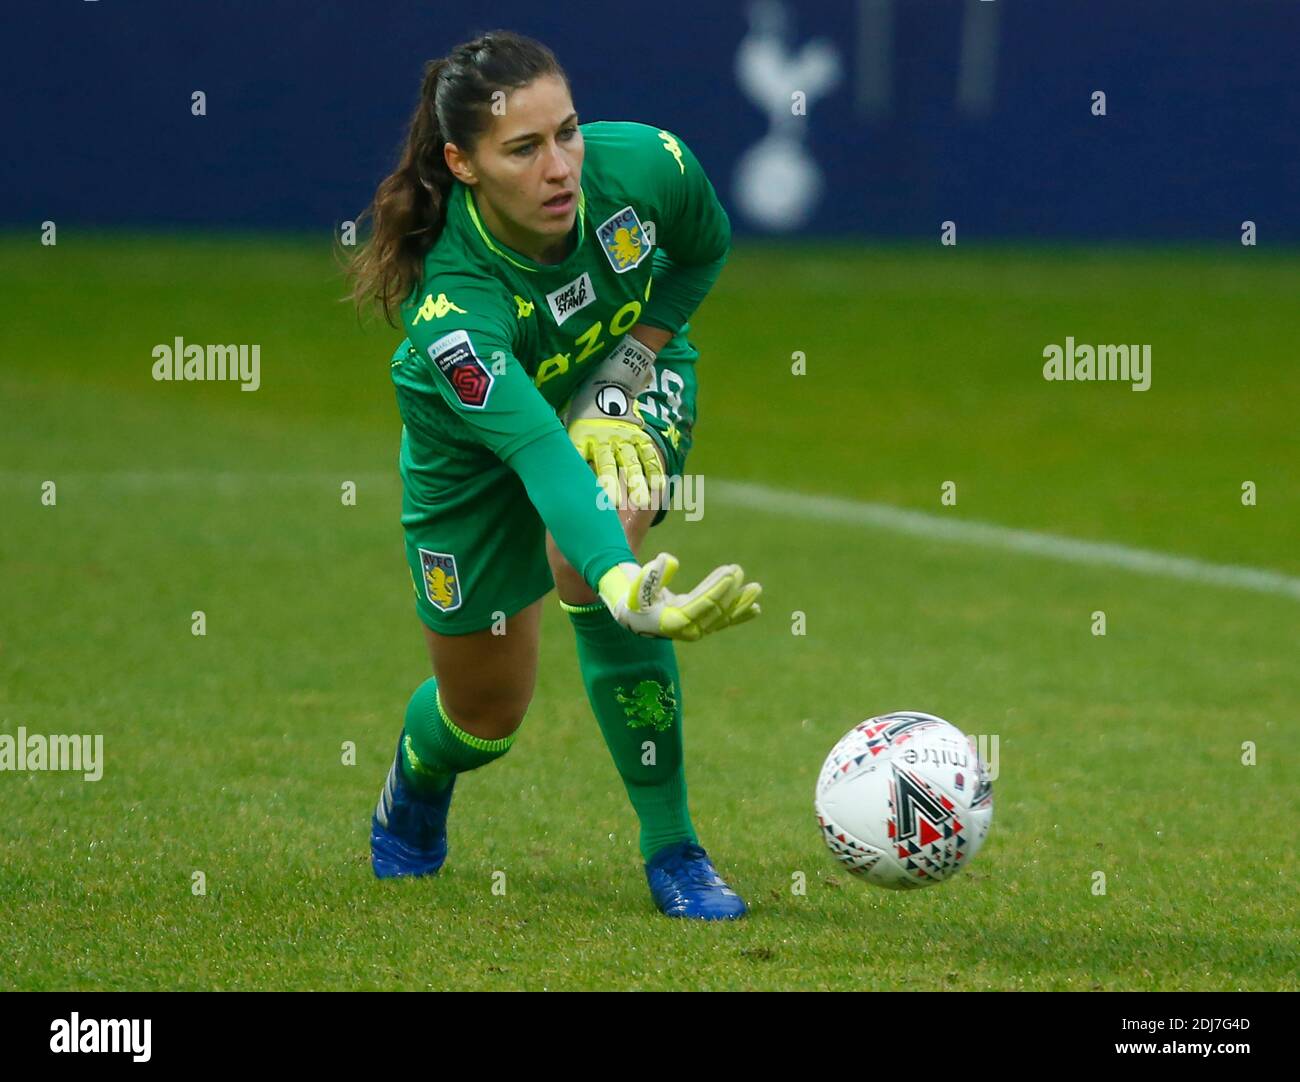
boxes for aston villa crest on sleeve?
[597,206,652,273]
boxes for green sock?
[398,676,515,797]
[565,601,698,861]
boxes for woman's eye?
[513,144,534,157]
[559,127,577,141]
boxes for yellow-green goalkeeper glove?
[565,334,665,511]
[597,552,763,641]
[569,417,666,511]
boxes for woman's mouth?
[542,190,574,215]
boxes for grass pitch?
[1,235,1296,990]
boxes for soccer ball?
[814,711,993,890]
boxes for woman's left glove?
[566,334,665,510]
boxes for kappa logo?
[412,292,467,324]
[427,329,493,408]
[657,130,685,173]
[545,272,596,324]
[597,206,652,273]
[419,549,462,613]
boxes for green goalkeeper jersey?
[389,120,729,595]
[390,120,729,467]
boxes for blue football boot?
[370,735,455,879]
[645,841,748,920]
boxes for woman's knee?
[421,600,542,741]
[436,685,531,741]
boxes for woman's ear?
[444,142,477,185]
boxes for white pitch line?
[712,479,1300,603]
[4,469,1296,602]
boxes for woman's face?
[446,74,584,259]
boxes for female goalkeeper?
[347,30,760,920]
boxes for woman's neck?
[475,193,572,265]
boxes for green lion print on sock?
[615,679,678,731]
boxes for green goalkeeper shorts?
[403,349,698,636]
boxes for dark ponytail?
[346,31,567,325]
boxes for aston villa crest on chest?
[597,206,652,273]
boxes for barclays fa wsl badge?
[427,329,493,408]
[597,206,652,273]
[419,549,462,613]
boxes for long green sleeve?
[637,129,732,334]
[640,247,727,335]
[504,428,636,592]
